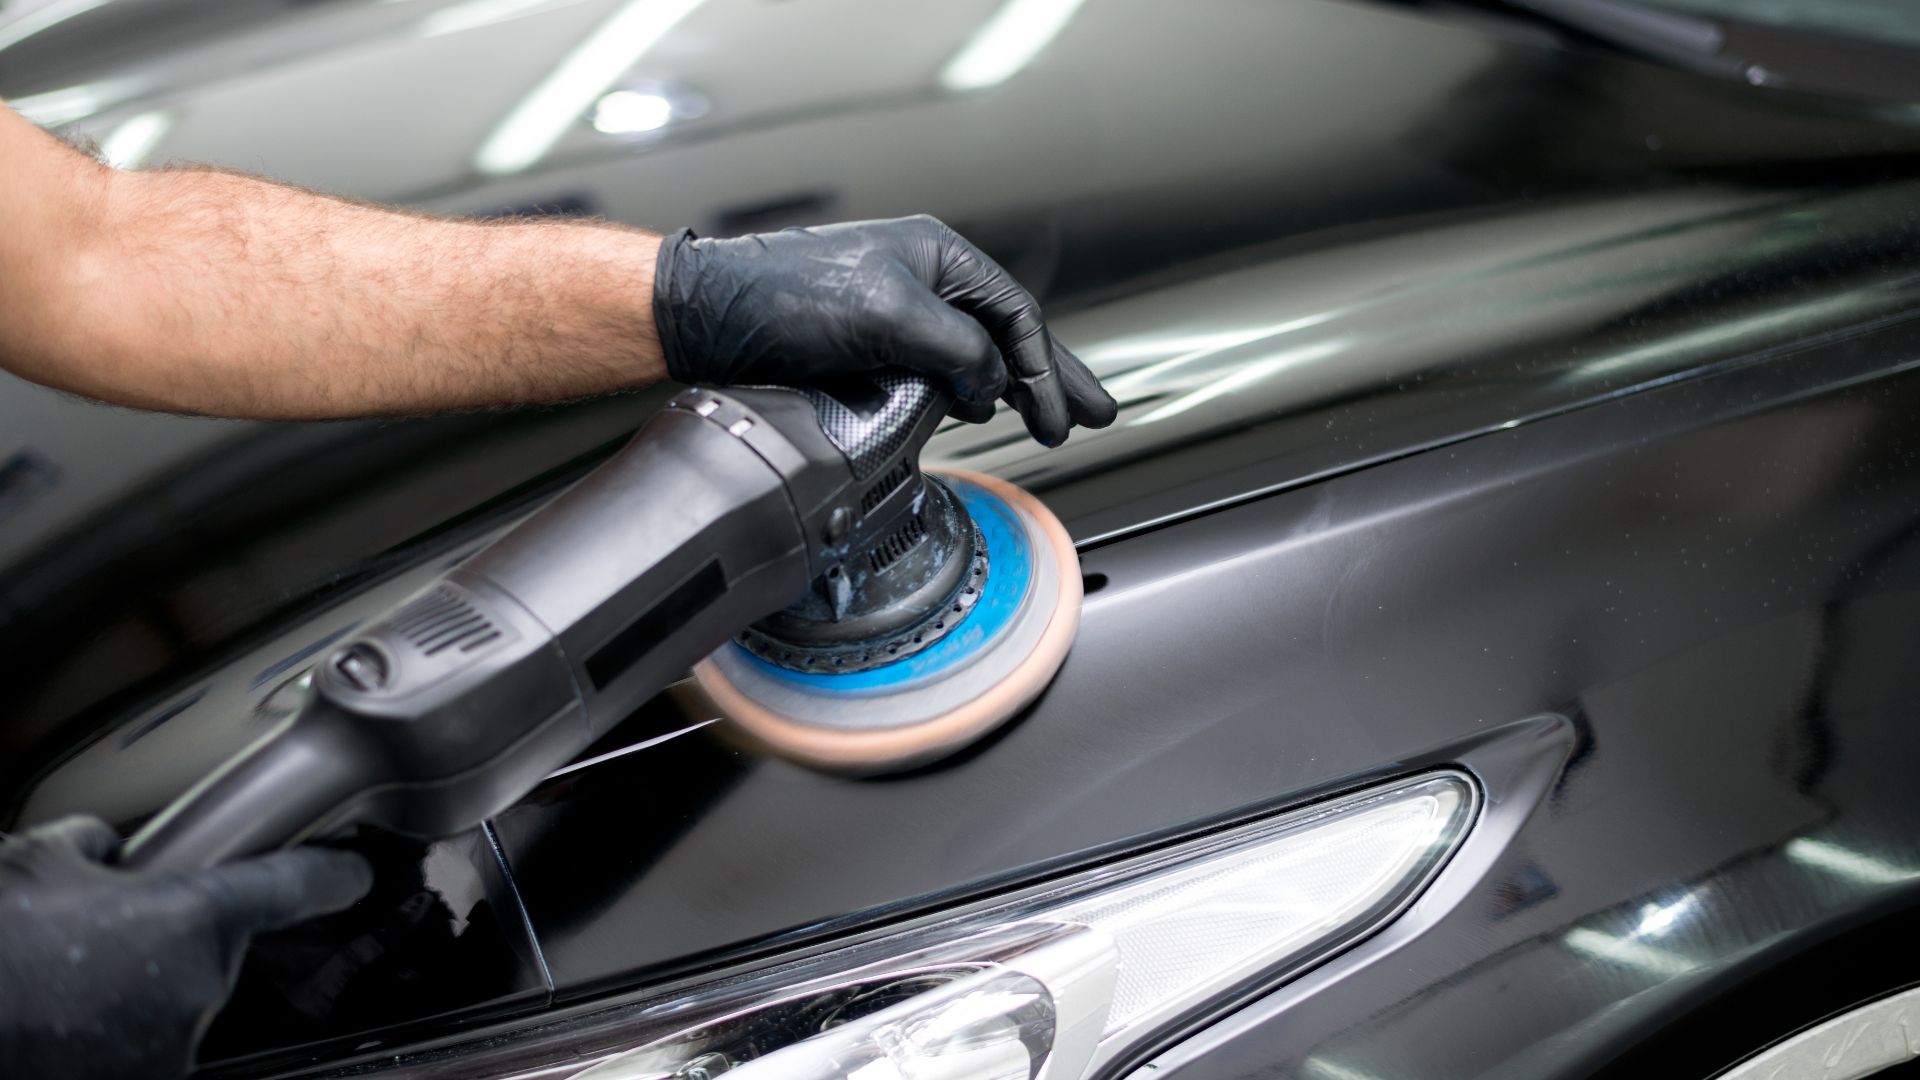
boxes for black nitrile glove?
[653,215,1118,447]
[0,815,372,1080]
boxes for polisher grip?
[119,705,381,872]
[120,387,844,869]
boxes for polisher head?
[693,469,1080,773]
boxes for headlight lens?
[1054,781,1466,1040]
[336,773,1474,1080]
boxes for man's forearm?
[6,118,665,418]
[2,102,1118,440]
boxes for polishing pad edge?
[694,469,1081,773]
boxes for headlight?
[338,773,1474,1080]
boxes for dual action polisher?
[124,372,1080,870]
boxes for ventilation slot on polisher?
[390,585,501,655]
[860,461,914,515]
[869,514,928,574]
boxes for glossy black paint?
[1105,323,1920,1078]
[199,825,551,1067]
[3,0,1920,1075]
[490,314,1920,1054]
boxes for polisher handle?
[121,369,954,870]
[119,707,374,872]
[120,388,835,869]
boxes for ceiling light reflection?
[1785,838,1912,887]
[1095,310,1344,387]
[1298,1059,1387,1080]
[416,0,566,38]
[1082,332,1260,368]
[100,110,171,170]
[1576,291,1872,382]
[1130,339,1349,425]
[8,79,138,127]
[1631,893,1697,938]
[1563,927,1695,979]
[939,0,1089,92]
[0,0,116,53]
[591,90,673,134]
[474,0,706,176]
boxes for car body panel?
[492,314,1920,1054]
[4,0,1920,1074]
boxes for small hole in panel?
[1082,572,1109,594]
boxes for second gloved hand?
[0,816,372,1080]
[652,215,1118,447]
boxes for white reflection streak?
[938,0,1090,91]
[1564,927,1695,979]
[1576,290,1875,381]
[1631,893,1696,939]
[1084,329,1278,368]
[0,0,117,53]
[1130,339,1349,425]
[8,79,135,127]
[100,111,171,170]
[542,718,716,779]
[417,0,567,37]
[1786,837,1913,887]
[917,992,1044,1042]
[592,90,673,134]
[1298,1059,1386,1080]
[1096,309,1343,389]
[473,0,706,175]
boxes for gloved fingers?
[889,286,1009,405]
[926,240,1075,446]
[937,265,1072,445]
[1052,339,1119,429]
[199,847,373,935]
[949,398,998,424]
[11,814,121,865]
[973,314,1073,447]
[1004,363,1073,447]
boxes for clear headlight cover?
[328,773,1475,1080]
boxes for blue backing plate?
[732,476,1034,695]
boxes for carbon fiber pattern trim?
[797,373,937,480]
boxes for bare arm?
[0,102,665,418]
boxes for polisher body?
[122,374,1079,871]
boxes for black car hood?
[7,0,1920,1069]
[6,0,1920,816]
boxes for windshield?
[1641,0,1920,47]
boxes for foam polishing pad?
[693,469,1081,773]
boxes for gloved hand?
[652,215,1118,447]
[0,815,372,1080]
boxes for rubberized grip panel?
[586,559,726,688]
